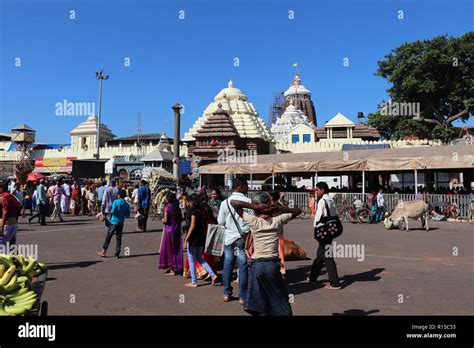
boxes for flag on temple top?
[292,63,298,67]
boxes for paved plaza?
[12,214,474,315]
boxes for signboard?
[34,157,76,173]
[33,166,72,174]
[35,157,76,168]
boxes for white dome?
[183,81,271,142]
[284,73,311,97]
[214,80,248,101]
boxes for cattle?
[384,200,429,231]
[284,239,307,261]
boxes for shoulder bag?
[226,199,254,260]
[313,199,343,243]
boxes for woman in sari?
[159,192,183,275]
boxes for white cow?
[384,200,429,231]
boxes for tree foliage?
[368,32,473,140]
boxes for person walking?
[97,189,130,259]
[87,184,97,216]
[101,179,118,217]
[376,188,386,222]
[61,180,71,215]
[22,181,34,217]
[97,181,105,213]
[217,177,252,304]
[307,182,342,289]
[231,193,301,315]
[50,180,65,222]
[131,183,139,212]
[183,194,218,288]
[71,181,81,216]
[0,180,22,246]
[28,180,47,226]
[368,189,378,224]
[159,192,184,275]
[137,180,151,232]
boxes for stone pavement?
[13,213,474,315]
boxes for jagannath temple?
[281,73,317,126]
[270,100,316,143]
[183,80,271,155]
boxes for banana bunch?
[0,287,37,316]
[0,254,47,278]
[12,255,47,278]
[0,254,46,316]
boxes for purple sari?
[159,203,183,272]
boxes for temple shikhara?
[183,80,271,155]
[187,103,243,165]
[282,73,317,126]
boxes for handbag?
[313,199,343,243]
[204,223,226,256]
[226,200,254,260]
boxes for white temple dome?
[214,80,248,101]
[184,81,271,141]
[70,115,115,138]
[284,73,311,97]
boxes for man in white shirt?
[217,177,252,304]
[376,188,385,222]
[309,182,342,289]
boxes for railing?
[332,193,472,217]
[206,189,473,217]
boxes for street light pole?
[95,69,109,159]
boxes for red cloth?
[1,192,22,218]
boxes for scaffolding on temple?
[268,91,285,126]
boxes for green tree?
[368,32,473,141]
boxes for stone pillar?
[172,103,182,180]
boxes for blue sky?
[0,0,472,143]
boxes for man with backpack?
[307,181,342,290]
[0,180,22,246]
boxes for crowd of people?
[0,175,364,316]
